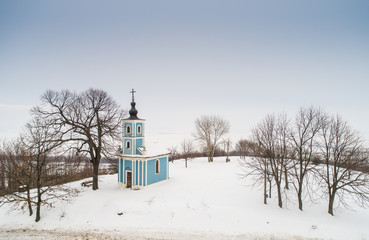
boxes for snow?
[1,157,368,239]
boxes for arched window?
[155,159,160,174]
[137,125,141,134]
[126,125,131,134]
[126,141,130,149]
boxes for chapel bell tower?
[122,89,146,155]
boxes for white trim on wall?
[137,160,139,186]
[133,122,136,137]
[133,138,136,155]
[123,159,125,183]
[133,160,135,186]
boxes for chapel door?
[126,172,132,188]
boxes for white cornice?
[117,153,170,160]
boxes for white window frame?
[126,141,131,149]
[137,125,141,134]
[126,125,131,134]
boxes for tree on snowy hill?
[0,140,35,216]
[235,139,255,159]
[167,145,179,162]
[0,117,78,222]
[242,114,290,208]
[180,139,195,168]
[32,89,125,190]
[193,115,230,163]
[22,116,78,222]
[239,146,272,205]
[317,114,369,216]
[289,106,323,211]
[222,138,232,162]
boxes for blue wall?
[121,157,168,187]
[139,161,142,185]
[123,139,133,155]
[135,160,138,185]
[119,159,123,183]
[147,157,168,185]
[135,138,143,155]
[143,161,146,186]
[136,122,144,137]
[123,122,133,137]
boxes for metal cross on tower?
[130,88,136,102]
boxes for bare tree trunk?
[297,159,304,211]
[185,158,188,168]
[284,165,289,189]
[35,155,41,222]
[92,160,99,190]
[298,187,303,211]
[269,179,272,198]
[35,184,41,222]
[207,149,213,162]
[264,169,267,204]
[328,189,336,216]
[27,188,33,216]
[276,181,283,208]
[207,146,214,162]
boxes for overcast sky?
[1,0,369,148]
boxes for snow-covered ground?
[1,157,368,240]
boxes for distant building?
[117,89,169,189]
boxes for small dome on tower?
[128,101,139,119]
[125,88,141,120]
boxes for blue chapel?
[117,89,170,189]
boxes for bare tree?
[194,115,230,162]
[317,115,369,216]
[290,106,322,211]
[275,113,291,192]
[1,117,78,222]
[180,139,195,168]
[167,145,179,162]
[32,89,124,190]
[239,143,271,205]
[22,116,78,222]
[0,140,35,216]
[251,114,289,208]
[222,139,232,162]
[0,151,4,195]
[235,139,254,159]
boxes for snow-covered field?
[1,157,368,240]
